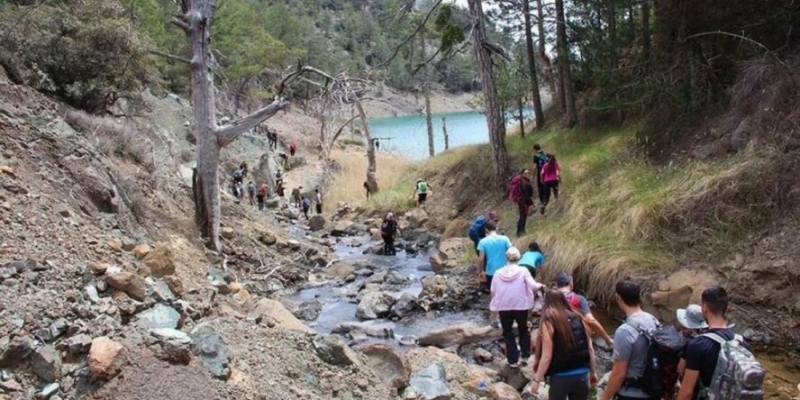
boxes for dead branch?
[150,49,190,64]
[170,16,190,32]
[374,0,445,69]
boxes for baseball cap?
[555,271,572,288]
[676,304,708,330]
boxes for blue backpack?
[468,216,487,243]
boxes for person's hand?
[478,271,486,283]
[605,337,614,347]
[590,372,598,389]
[529,381,540,396]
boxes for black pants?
[382,234,395,255]
[542,180,560,206]
[315,203,322,214]
[499,310,531,364]
[537,178,546,204]
[548,373,590,400]
[614,396,652,400]
[516,202,530,236]
[303,207,309,219]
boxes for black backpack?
[628,320,685,399]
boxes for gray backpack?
[700,332,765,400]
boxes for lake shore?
[361,85,478,118]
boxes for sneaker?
[520,356,531,365]
[509,361,520,368]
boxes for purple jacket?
[490,263,542,312]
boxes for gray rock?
[331,322,395,339]
[405,363,451,400]
[190,322,231,380]
[294,300,323,322]
[0,379,22,392]
[0,334,36,367]
[385,271,409,286]
[418,323,502,348]
[390,293,420,319]
[40,382,59,399]
[0,368,10,381]
[265,198,280,208]
[149,328,193,364]
[96,279,108,292]
[84,285,100,304]
[151,280,175,302]
[206,268,231,294]
[312,335,359,366]
[137,304,181,330]
[67,334,93,355]
[308,215,326,232]
[49,319,68,341]
[30,345,62,382]
[355,292,396,320]
[366,270,388,285]
[356,343,411,389]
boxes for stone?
[390,293,420,319]
[108,238,123,252]
[163,276,184,298]
[312,335,360,366]
[151,280,175,302]
[418,323,502,348]
[84,284,101,304]
[498,365,529,391]
[221,227,235,239]
[357,343,411,389]
[88,262,109,275]
[206,268,231,294]
[132,244,152,259]
[308,215,326,231]
[490,382,522,400]
[121,238,137,252]
[106,272,147,301]
[326,262,356,279]
[330,220,358,237]
[405,363,451,400]
[30,345,62,382]
[48,319,68,341]
[356,291,397,320]
[331,322,395,339]
[137,304,181,330]
[429,238,468,274]
[258,232,278,246]
[294,300,323,321]
[462,375,492,395]
[66,334,92,355]
[231,288,253,310]
[249,299,310,332]
[40,382,59,399]
[228,282,244,293]
[149,328,193,364]
[473,348,493,363]
[88,337,126,380]
[406,208,430,229]
[441,218,472,240]
[190,322,231,380]
[0,379,23,392]
[143,246,177,278]
[0,334,36,367]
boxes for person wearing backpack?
[414,179,430,207]
[246,181,257,206]
[540,155,561,215]
[677,286,763,400]
[601,281,660,400]
[533,144,551,205]
[515,170,534,236]
[380,212,401,256]
[468,211,499,255]
[530,289,598,399]
[554,272,615,349]
[256,183,268,212]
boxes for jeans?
[499,310,531,364]
[257,201,264,212]
[548,372,590,400]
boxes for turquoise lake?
[369,109,531,160]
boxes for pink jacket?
[490,264,542,312]
[541,161,560,183]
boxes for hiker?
[677,286,762,400]
[291,186,302,208]
[555,272,614,348]
[414,179,430,207]
[364,181,371,199]
[246,181,256,206]
[289,141,297,156]
[516,169,535,236]
[380,212,401,256]
[234,181,244,202]
[477,220,513,295]
[279,153,290,170]
[276,182,285,198]
[275,170,283,188]
[533,144,551,206]
[269,129,278,150]
[468,211,499,255]
[490,246,543,368]
[232,166,244,186]
[314,189,323,214]
[540,155,561,214]
[672,304,709,399]
[256,182,268,211]
[600,281,660,400]
[519,241,545,279]
[530,289,598,399]
[239,162,249,179]
[301,196,311,219]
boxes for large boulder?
[650,269,716,324]
[249,299,311,332]
[331,220,361,237]
[406,208,430,229]
[107,272,147,301]
[89,337,127,380]
[429,238,468,274]
[143,245,177,277]
[149,328,193,364]
[30,345,62,382]
[418,323,501,348]
[355,291,396,320]
[190,322,231,380]
[490,382,522,400]
[312,335,360,366]
[356,343,411,389]
[441,218,472,240]
[308,215,326,231]
[390,292,421,319]
[293,300,323,321]
[403,362,451,400]
[325,262,355,279]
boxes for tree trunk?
[468,0,510,186]
[354,97,378,193]
[642,0,651,64]
[421,32,435,157]
[522,0,544,130]
[536,0,557,101]
[442,117,449,150]
[518,98,525,138]
[555,0,577,126]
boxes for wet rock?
[0,334,36,367]
[66,334,92,355]
[385,271,409,286]
[356,292,397,320]
[331,220,361,237]
[30,345,62,382]
[418,323,502,348]
[420,275,449,299]
[132,244,152,259]
[365,242,385,255]
[404,362,451,400]
[332,322,395,339]
[399,335,419,346]
[490,382,522,400]
[326,262,355,279]
[312,335,359,366]
[390,293,421,319]
[249,299,310,332]
[366,270,388,284]
[40,382,59,399]
[137,304,181,330]
[473,348,493,363]
[143,245,177,278]
[88,262,109,275]
[221,227,235,239]
[357,343,411,389]
[206,267,232,294]
[106,272,147,301]
[294,300,323,321]
[150,280,175,302]
[190,322,231,380]
[406,208,430,229]
[308,215,326,231]
[149,328,193,364]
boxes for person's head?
[506,246,521,263]
[299,186,303,190]
[555,271,573,290]
[541,289,579,349]
[527,241,541,253]
[315,189,319,193]
[487,211,499,223]
[386,212,394,220]
[677,304,708,331]
[485,220,497,233]
[614,280,642,310]
[534,144,542,151]
[701,285,729,320]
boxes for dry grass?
[326,147,412,207]
[65,110,156,173]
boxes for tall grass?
[326,148,412,207]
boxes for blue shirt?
[477,234,512,276]
[519,251,545,269]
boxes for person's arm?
[585,312,614,346]
[677,370,700,400]
[677,357,687,376]
[477,251,486,273]
[585,321,599,388]
[530,322,554,394]
[600,328,629,400]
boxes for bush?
[0,0,156,112]
[65,110,156,173]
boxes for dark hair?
[485,220,497,232]
[543,155,559,175]
[541,290,579,350]
[528,241,541,252]
[534,144,542,151]
[701,285,729,316]
[615,281,641,307]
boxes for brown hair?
[540,289,579,350]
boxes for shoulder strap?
[700,332,727,345]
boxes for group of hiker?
[471,218,764,400]
[508,144,561,237]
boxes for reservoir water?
[370,109,530,160]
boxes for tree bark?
[642,0,651,65]
[354,97,378,193]
[518,98,525,137]
[421,32,435,157]
[522,0,544,130]
[468,0,510,186]
[441,116,449,150]
[555,0,577,126]
[536,0,557,101]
